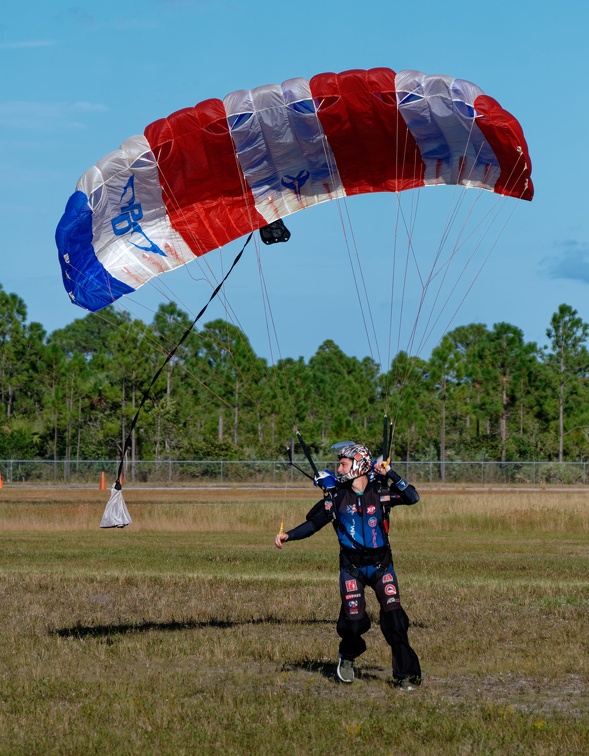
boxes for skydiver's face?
[337,457,353,476]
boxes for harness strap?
[373,562,389,581]
[341,548,392,579]
[342,559,389,581]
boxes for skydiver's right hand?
[274,532,289,549]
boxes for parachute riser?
[382,415,394,466]
[295,430,338,495]
[296,430,320,479]
[285,444,314,482]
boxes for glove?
[313,470,338,490]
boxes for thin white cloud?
[542,241,589,285]
[0,40,57,49]
[0,101,108,131]
[155,0,214,7]
[71,101,110,113]
[65,6,157,31]
[153,0,238,13]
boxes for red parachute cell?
[56,67,533,312]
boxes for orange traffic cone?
[0,472,3,488]
[99,471,106,490]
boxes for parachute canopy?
[56,67,533,313]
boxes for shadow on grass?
[51,616,335,639]
[282,658,384,682]
[282,659,338,680]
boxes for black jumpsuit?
[286,469,422,684]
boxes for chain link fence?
[1,459,588,486]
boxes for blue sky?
[2,0,588,366]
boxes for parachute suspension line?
[382,107,403,413]
[199,145,301,441]
[384,191,427,440]
[413,185,515,358]
[340,199,383,368]
[383,112,423,416]
[113,233,252,488]
[384,194,403,415]
[400,122,485,357]
[147,167,277,402]
[388,193,522,446]
[88,298,237,411]
[427,131,493,276]
[421,194,522,349]
[395,187,421,354]
[246,227,303,433]
[251,235,305,434]
[315,112,380,363]
[191,272,274,392]
[392,131,430,359]
[139,295,269,407]
[115,315,245,410]
[411,192,500,358]
[385,114,429,418]
[222,136,295,395]
[98,276,267,412]
[149,163,262,367]
[152,139,296,442]
[321,111,423,416]
[380,178,424,421]
[402,193,469,359]
[330,198,377,364]
[389,187,481,419]
[226,151,302,431]
[388,198,521,444]
[197,273,278,421]
[383,117,510,438]
[430,120,502,263]
[393,125,487,368]
[398,181,473,355]
[252,236,281,368]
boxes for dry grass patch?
[1,485,588,533]
[0,486,587,753]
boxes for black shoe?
[392,676,421,691]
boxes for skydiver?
[274,444,422,689]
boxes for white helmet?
[337,444,372,483]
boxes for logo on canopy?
[111,176,165,256]
[281,169,310,201]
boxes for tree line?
[2,282,589,467]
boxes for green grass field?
[0,486,587,754]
